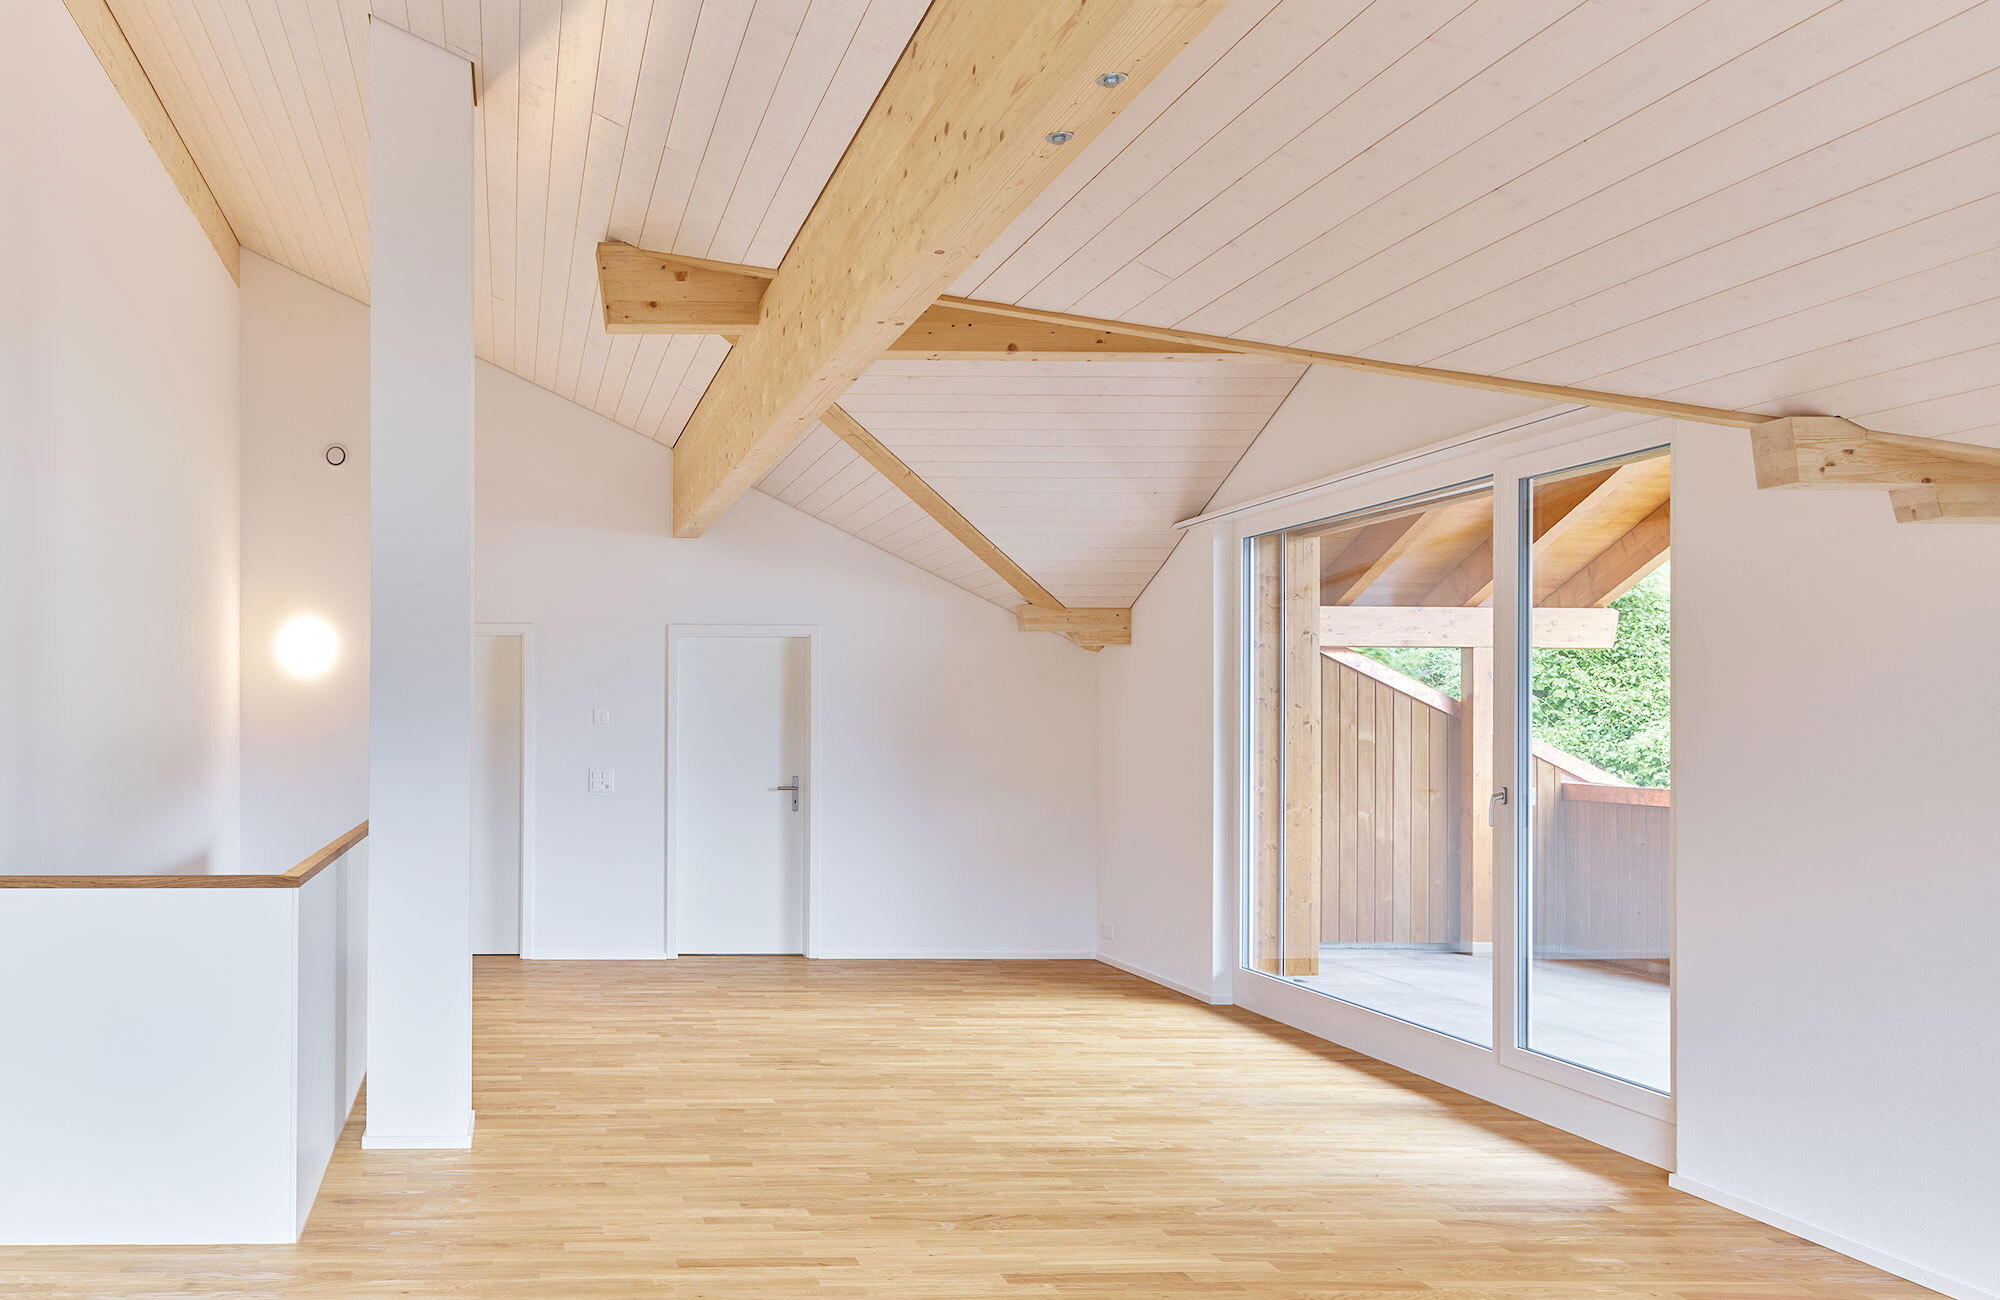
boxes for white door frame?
[665,624,821,959]
[474,623,537,958]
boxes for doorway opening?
[472,627,529,956]
[667,627,815,956]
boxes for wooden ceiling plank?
[62,0,240,280]
[667,0,1230,537]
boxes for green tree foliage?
[1531,566,1671,786]
[1354,566,1671,787]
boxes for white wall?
[1671,430,2000,1299]
[477,366,1098,959]
[0,1,241,876]
[0,888,297,1243]
[240,255,371,870]
[1094,362,2000,1295]
[237,258,1099,960]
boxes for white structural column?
[364,20,475,1150]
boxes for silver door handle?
[1488,787,1509,826]
[771,776,800,811]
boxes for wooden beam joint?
[1016,605,1132,646]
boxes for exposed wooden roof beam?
[1542,501,1671,609]
[931,298,1779,429]
[821,405,1125,649]
[882,306,1240,362]
[1890,484,2000,524]
[1016,605,1133,646]
[1422,468,1618,607]
[61,0,239,281]
[599,247,767,334]
[1532,457,1672,603]
[1752,417,2000,489]
[599,244,1243,360]
[665,0,1228,537]
[820,404,1059,610]
[1326,511,1438,607]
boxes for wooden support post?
[1281,534,1322,976]
[1458,646,1493,951]
[1251,535,1282,974]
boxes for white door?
[471,633,524,955]
[672,633,809,954]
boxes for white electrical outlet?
[1099,921,1114,940]
[587,767,616,793]
[592,708,611,725]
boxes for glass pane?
[1247,482,1496,1047]
[1521,449,1672,1091]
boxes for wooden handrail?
[0,821,369,889]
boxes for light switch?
[592,708,611,725]
[587,767,616,793]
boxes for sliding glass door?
[1510,447,1672,1093]
[1241,425,1674,1106]
[1245,482,1497,1046]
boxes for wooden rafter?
[1321,514,1429,606]
[665,0,1228,538]
[61,0,239,281]
[821,405,1127,649]
[1531,458,1672,603]
[1421,468,1618,607]
[1542,501,1671,609]
[820,404,1061,609]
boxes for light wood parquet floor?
[0,957,1935,1298]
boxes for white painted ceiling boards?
[104,0,2000,608]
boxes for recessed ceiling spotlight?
[1046,130,1075,145]
[1095,71,1129,87]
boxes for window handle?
[1488,786,1509,827]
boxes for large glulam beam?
[666,0,1228,537]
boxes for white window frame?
[1216,406,1677,1167]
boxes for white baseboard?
[1095,953,1226,1004]
[810,949,1097,960]
[524,950,671,961]
[361,1111,475,1151]
[1668,1176,1991,1300]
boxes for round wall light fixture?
[325,444,347,466]
[275,615,340,680]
